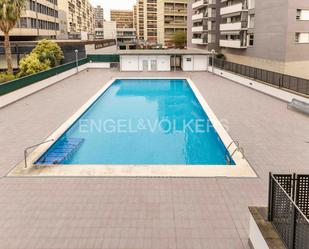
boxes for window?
[295,32,309,43]
[248,34,254,46]
[296,9,309,20]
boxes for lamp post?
[75,49,79,73]
[211,49,215,75]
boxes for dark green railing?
[0,54,119,96]
[88,54,120,63]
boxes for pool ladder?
[24,139,54,168]
[225,141,245,165]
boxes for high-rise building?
[136,0,145,41]
[94,5,104,28]
[110,10,134,29]
[143,0,158,43]
[187,0,219,51]
[134,0,158,43]
[187,0,309,79]
[0,0,60,40]
[157,0,188,47]
[58,0,95,40]
[110,10,137,49]
[133,5,138,31]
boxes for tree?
[172,31,187,49]
[32,39,64,67]
[0,0,26,74]
[17,53,50,77]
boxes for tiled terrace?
[0,69,308,249]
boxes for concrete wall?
[182,55,208,71]
[120,55,170,71]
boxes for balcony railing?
[192,0,207,9]
[192,26,204,32]
[220,21,247,31]
[192,13,204,20]
[192,38,207,45]
[220,3,247,16]
[219,39,246,48]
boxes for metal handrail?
[24,139,54,168]
[271,174,309,224]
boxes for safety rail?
[268,173,309,249]
[24,139,54,168]
[211,58,309,96]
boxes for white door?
[182,56,194,71]
[150,60,157,71]
[142,60,148,71]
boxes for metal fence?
[268,173,309,249]
[212,58,309,96]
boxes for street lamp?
[75,49,79,73]
[211,49,215,75]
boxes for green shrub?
[17,53,50,77]
[0,72,15,84]
[32,39,64,66]
[172,31,187,48]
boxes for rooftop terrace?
[0,69,308,249]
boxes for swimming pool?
[10,77,256,177]
[36,79,234,165]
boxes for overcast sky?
[90,0,136,20]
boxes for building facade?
[136,0,145,41]
[187,0,309,79]
[94,5,104,28]
[187,0,220,51]
[110,10,137,49]
[0,0,60,40]
[134,0,158,44]
[157,0,188,47]
[58,0,95,40]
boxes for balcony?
[220,22,242,31]
[192,38,207,45]
[219,39,246,48]
[220,3,247,16]
[192,0,206,9]
[192,26,203,32]
[192,13,204,21]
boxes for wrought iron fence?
[268,173,309,249]
[212,58,309,96]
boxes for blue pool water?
[36,79,234,165]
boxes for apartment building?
[134,0,158,43]
[58,0,95,40]
[0,0,59,40]
[110,10,136,49]
[157,0,187,47]
[136,0,145,41]
[187,0,220,51]
[188,0,309,79]
[110,10,134,29]
[94,5,104,28]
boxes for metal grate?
[268,173,309,249]
[296,175,309,219]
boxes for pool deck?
[0,69,308,249]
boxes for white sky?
[90,0,136,21]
